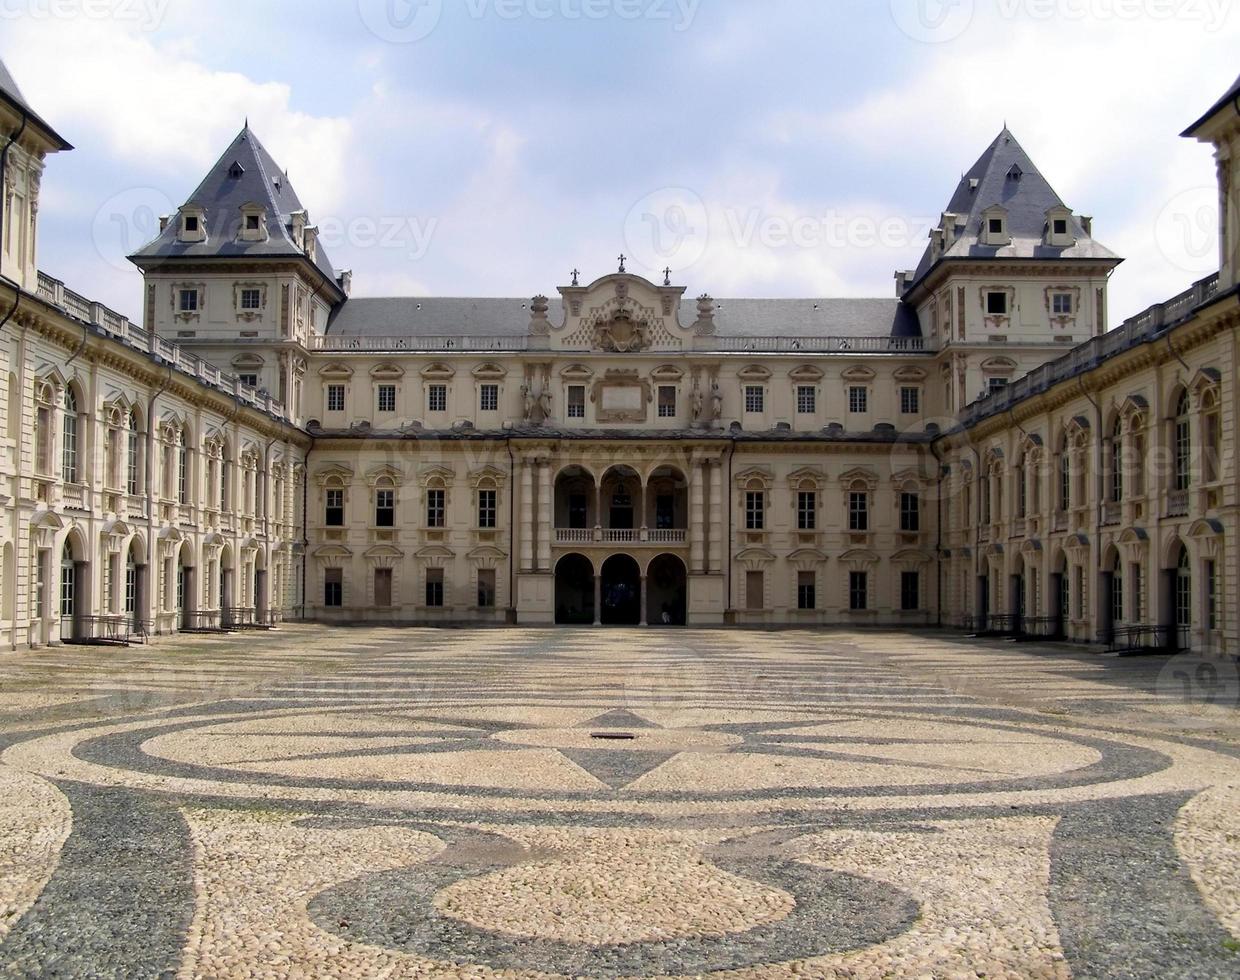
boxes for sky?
[2,0,1237,324]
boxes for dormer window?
[1045,207,1076,247]
[246,215,260,231]
[178,208,207,243]
[238,205,268,243]
[980,206,1010,247]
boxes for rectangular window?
[240,288,261,310]
[849,571,868,611]
[326,384,346,412]
[425,568,444,608]
[324,568,343,608]
[375,488,395,527]
[245,215,261,232]
[478,489,497,529]
[1111,573,1124,627]
[567,385,586,419]
[797,571,816,611]
[479,384,499,412]
[428,384,448,412]
[374,568,393,608]
[797,491,817,531]
[238,373,258,388]
[325,489,344,526]
[848,386,868,414]
[377,385,397,413]
[900,387,920,414]
[177,445,188,504]
[900,492,920,532]
[426,488,445,528]
[849,491,869,531]
[1053,218,1069,236]
[1052,292,1073,315]
[745,570,764,611]
[988,217,1004,235]
[986,291,1008,316]
[36,407,50,474]
[178,289,199,313]
[1075,566,1086,620]
[1131,564,1144,623]
[477,569,496,609]
[796,386,816,414]
[901,571,920,612]
[744,386,764,414]
[745,491,765,530]
[657,386,677,419]
[655,494,674,530]
[988,377,1009,395]
[124,562,137,615]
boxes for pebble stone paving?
[0,625,1238,978]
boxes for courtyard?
[0,626,1238,979]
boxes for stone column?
[520,458,534,572]
[709,460,723,574]
[640,574,648,626]
[689,460,704,573]
[593,575,602,626]
[538,459,553,571]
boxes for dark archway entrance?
[646,553,687,626]
[555,554,595,625]
[601,554,641,626]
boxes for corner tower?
[1183,72,1240,291]
[129,125,348,421]
[0,58,72,291]
[898,128,1122,411]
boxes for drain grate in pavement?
[590,732,636,741]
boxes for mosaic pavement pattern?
[1,626,1239,978]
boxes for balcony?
[1102,502,1121,526]
[62,483,87,511]
[1166,491,1190,518]
[554,528,688,546]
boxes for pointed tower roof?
[1182,71,1240,138]
[0,55,72,151]
[129,124,343,297]
[904,127,1119,295]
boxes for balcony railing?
[647,529,688,544]
[1166,491,1190,517]
[555,528,594,544]
[554,528,689,545]
[1102,502,1121,526]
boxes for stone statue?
[710,382,723,423]
[692,383,704,424]
[537,384,552,422]
[522,384,535,422]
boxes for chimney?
[303,225,318,263]
[894,270,914,296]
[1081,215,1093,236]
[337,270,353,296]
[159,215,171,233]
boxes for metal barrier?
[222,607,276,630]
[181,610,227,633]
[1104,625,1177,655]
[1018,616,1062,641]
[61,616,143,646]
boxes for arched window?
[1173,389,1191,492]
[60,541,75,619]
[177,429,189,504]
[62,387,79,484]
[1201,389,1221,483]
[375,477,396,528]
[1015,452,1027,518]
[220,442,231,511]
[1109,418,1123,504]
[847,480,869,532]
[126,410,141,495]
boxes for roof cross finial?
[571,268,580,287]
[617,253,627,274]
[663,266,672,286]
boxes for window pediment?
[472,362,508,380]
[370,362,406,381]
[788,365,824,382]
[840,365,876,383]
[838,467,878,489]
[318,361,354,380]
[560,363,594,381]
[737,364,772,382]
[893,366,927,383]
[420,362,456,381]
[366,464,405,488]
[650,364,685,382]
[313,463,355,487]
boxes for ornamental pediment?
[556,272,687,352]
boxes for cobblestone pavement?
[1,626,1239,978]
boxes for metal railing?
[1166,491,1190,517]
[1104,624,1179,655]
[182,610,226,632]
[60,615,146,645]
[1018,616,1062,640]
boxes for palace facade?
[1,58,1237,654]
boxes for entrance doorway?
[646,554,687,625]
[554,554,595,625]
[600,554,641,625]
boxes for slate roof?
[1183,71,1240,136]
[324,295,920,340]
[905,128,1119,293]
[0,56,72,150]
[129,125,341,293]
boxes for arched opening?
[644,466,689,535]
[1010,553,1025,631]
[177,541,195,631]
[59,532,88,642]
[62,385,80,484]
[554,553,594,625]
[601,554,641,626]
[125,538,146,632]
[646,553,687,626]
[1,541,13,621]
[600,466,642,533]
[1172,388,1191,493]
[1050,548,1068,639]
[220,543,234,615]
[1158,538,1190,653]
[254,548,268,623]
[555,466,597,536]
